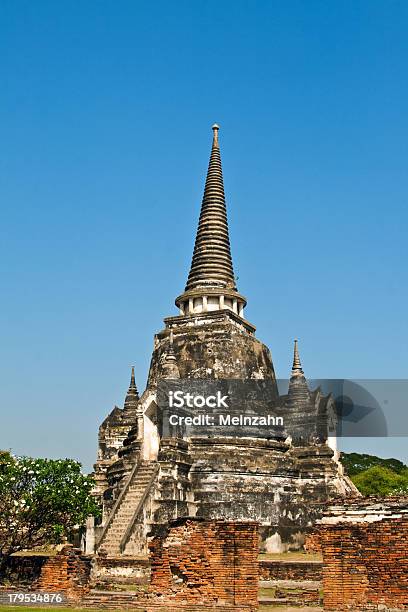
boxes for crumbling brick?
[148,518,259,610]
[33,545,91,601]
[319,496,408,611]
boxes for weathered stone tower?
[93,125,357,558]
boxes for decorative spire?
[288,339,310,406]
[124,366,139,410]
[174,125,249,325]
[292,339,304,376]
[185,124,236,291]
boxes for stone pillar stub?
[85,516,95,555]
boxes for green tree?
[351,465,408,496]
[0,454,100,573]
[0,450,12,464]
[341,452,406,476]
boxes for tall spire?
[185,124,236,292]
[175,125,248,323]
[124,366,139,411]
[292,339,304,376]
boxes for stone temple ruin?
[92,124,357,561]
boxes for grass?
[11,548,57,558]
[259,586,276,597]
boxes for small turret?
[287,340,311,406]
[124,366,139,411]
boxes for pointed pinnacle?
[292,339,304,374]
[184,123,235,292]
[124,365,139,409]
[212,123,220,146]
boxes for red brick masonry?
[304,531,322,554]
[34,545,90,601]
[148,518,259,610]
[319,496,408,611]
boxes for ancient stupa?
[93,125,356,558]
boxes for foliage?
[351,465,408,496]
[0,454,100,567]
[341,452,408,496]
[0,450,12,464]
[341,452,406,476]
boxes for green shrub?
[351,465,408,496]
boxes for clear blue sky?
[1,1,407,470]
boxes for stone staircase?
[97,461,158,557]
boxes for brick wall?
[304,531,322,554]
[320,497,408,611]
[148,518,259,610]
[0,555,48,586]
[34,545,91,601]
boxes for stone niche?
[319,496,408,611]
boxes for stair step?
[98,463,158,553]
